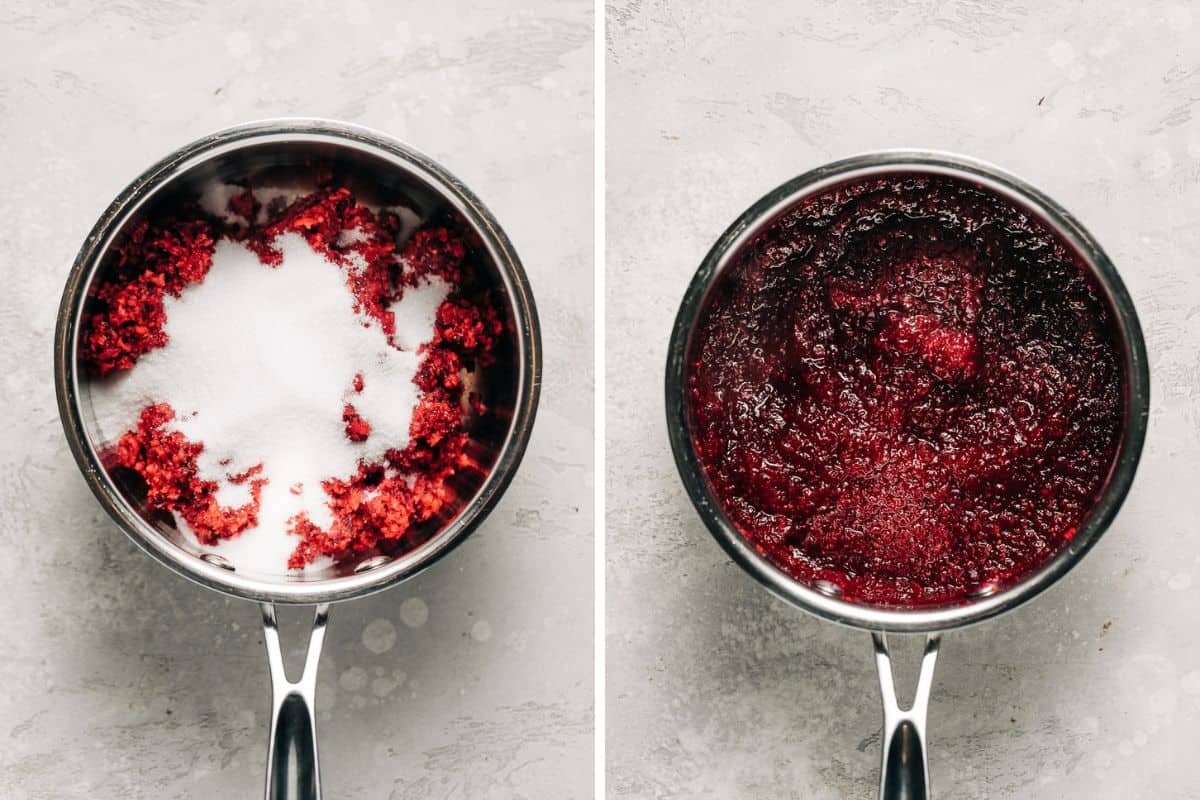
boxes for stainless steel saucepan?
[55,119,541,800]
[666,151,1148,799]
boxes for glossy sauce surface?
[687,174,1123,607]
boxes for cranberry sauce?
[686,174,1123,607]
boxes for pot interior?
[668,153,1148,632]
[59,126,537,599]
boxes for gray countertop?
[0,1,593,797]
[607,1,1199,797]
[7,0,1200,796]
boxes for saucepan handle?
[261,603,330,800]
[872,632,941,800]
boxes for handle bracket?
[873,632,940,800]
[262,603,330,800]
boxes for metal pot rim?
[664,149,1149,633]
[54,117,542,605]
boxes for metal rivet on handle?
[354,555,390,574]
[813,580,843,598]
[200,553,235,571]
[967,581,1000,599]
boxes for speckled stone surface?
[607,1,1199,797]
[0,2,593,798]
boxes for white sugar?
[337,226,370,247]
[394,275,453,352]
[254,186,308,225]
[198,182,246,226]
[384,205,422,242]
[90,231,449,576]
[199,182,309,227]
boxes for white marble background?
[607,1,1200,797]
[0,1,593,798]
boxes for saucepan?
[665,151,1148,799]
[54,119,541,799]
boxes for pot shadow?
[29,368,592,797]
[23,450,266,797]
[302,471,593,798]
[47,472,573,798]
[619,479,1138,799]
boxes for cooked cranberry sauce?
[686,173,1123,607]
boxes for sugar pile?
[90,231,450,574]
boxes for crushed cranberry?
[87,186,500,568]
[81,219,216,375]
[400,227,467,284]
[687,174,1123,607]
[115,403,266,543]
[243,187,403,340]
[342,403,372,442]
